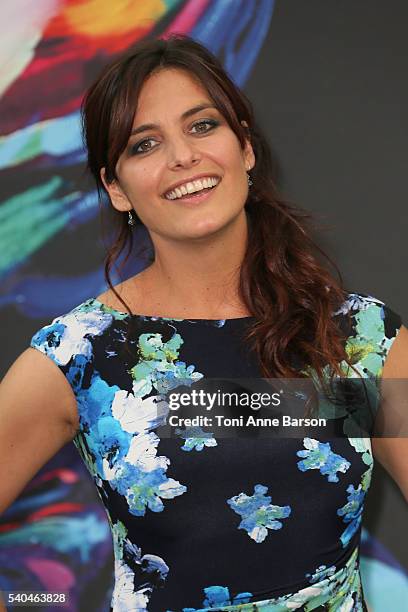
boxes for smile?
[166,180,220,206]
[164,176,220,200]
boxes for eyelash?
[130,119,220,155]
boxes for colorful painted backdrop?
[1,1,406,610]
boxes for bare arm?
[0,347,79,516]
[372,324,408,503]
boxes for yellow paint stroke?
[59,0,166,37]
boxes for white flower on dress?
[285,585,323,609]
[348,437,372,456]
[32,308,113,365]
[112,558,150,611]
[333,293,384,317]
[125,432,170,472]
[111,390,168,434]
[102,432,169,481]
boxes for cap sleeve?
[29,303,113,396]
[339,293,403,379]
[381,302,403,349]
[337,293,404,437]
[30,312,84,396]
[377,300,404,376]
[374,302,405,437]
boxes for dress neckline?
[90,297,256,324]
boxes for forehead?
[134,68,212,119]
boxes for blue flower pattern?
[306,564,337,583]
[29,293,402,611]
[174,585,252,610]
[176,426,217,452]
[227,484,291,543]
[337,484,367,548]
[296,438,351,483]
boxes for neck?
[141,211,250,318]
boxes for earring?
[247,171,253,187]
[127,210,135,227]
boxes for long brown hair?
[81,34,357,399]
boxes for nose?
[167,134,202,169]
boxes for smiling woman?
[1,34,407,612]
[97,65,255,250]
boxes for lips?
[173,185,215,200]
[162,174,221,198]
[168,180,220,206]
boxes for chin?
[180,218,226,239]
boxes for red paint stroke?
[0,521,21,533]
[43,3,153,52]
[2,27,157,135]
[0,503,83,532]
[1,0,210,134]
[25,557,75,593]
[27,503,84,521]
[162,0,211,37]
[33,468,79,486]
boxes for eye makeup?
[128,118,220,156]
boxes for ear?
[100,167,132,213]
[240,120,255,172]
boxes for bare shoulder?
[382,324,408,378]
[371,324,408,502]
[2,347,79,437]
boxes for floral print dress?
[30,292,402,611]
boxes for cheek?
[216,139,246,170]
[121,164,158,198]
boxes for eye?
[130,119,219,156]
[190,118,219,134]
[130,138,156,155]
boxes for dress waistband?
[184,546,364,612]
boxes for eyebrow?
[130,103,218,137]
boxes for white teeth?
[164,176,219,200]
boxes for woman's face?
[102,67,255,241]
